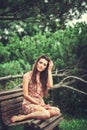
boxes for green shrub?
[59,117,87,130]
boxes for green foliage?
[0,79,22,91]
[59,116,87,130]
[0,42,10,63]
[0,60,31,76]
[0,61,22,76]
[59,117,87,130]
[0,22,87,76]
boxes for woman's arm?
[47,60,54,88]
[23,72,39,105]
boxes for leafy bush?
[59,117,87,130]
[0,60,31,76]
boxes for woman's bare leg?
[48,107,60,117]
[10,107,50,123]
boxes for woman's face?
[37,58,48,72]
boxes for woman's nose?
[40,63,44,67]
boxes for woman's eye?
[39,61,42,64]
[44,63,47,66]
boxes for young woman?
[10,55,60,122]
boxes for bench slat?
[43,116,64,130]
[34,114,62,130]
[9,119,34,126]
[1,97,23,108]
[1,104,22,112]
[0,92,23,101]
[38,115,61,129]
[2,105,22,115]
[2,107,23,123]
[0,88,23,96]
[31,119,42,125]
[1,96,23,125]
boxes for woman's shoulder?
[23,71,32,79]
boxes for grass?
[59,116,87,130]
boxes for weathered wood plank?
[43,117,64,130]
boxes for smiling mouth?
[38,67,42,70]
[38,66,43,71]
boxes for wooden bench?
[0,88,63,130]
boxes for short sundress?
[22,71,46,114]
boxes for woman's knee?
[54,107,60,113]
[42,110,50,119]
[55,107,60,115]
[49,107,60,116]
[37,106,50,119]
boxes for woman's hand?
[40,104,52,109]
[47,60,54,88]
[48,60,53,71]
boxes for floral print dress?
[22,71,45,114]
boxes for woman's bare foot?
[10,115,25,123]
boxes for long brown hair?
[31,55,51,94]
